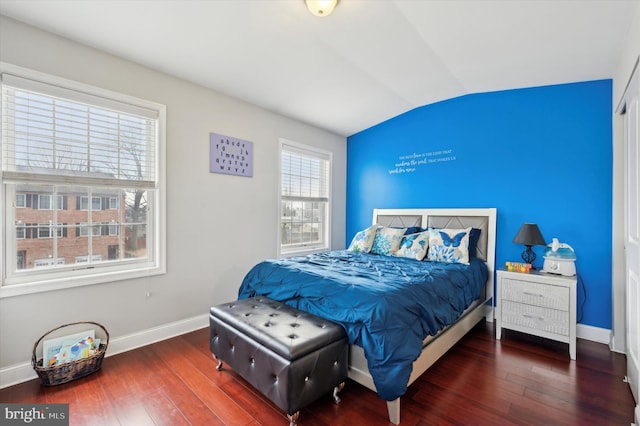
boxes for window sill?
[0,264,166,298]
[279,247,330,258]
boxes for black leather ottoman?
[209,297,348,425]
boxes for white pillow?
[347,225,378,253]
[395,231,429,261]
[371,227,406,256]
[426,227,471,264]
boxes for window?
[38,194,52,210]
[1,63,166,297]
[279,139,331,256]
[77,222,107,237]
[38,223,52,239]
[37,223,64,239]
[79,196,102,211]
[37,194,63,210]
[108,221,119,236]
[92,197,102,211]
[108,197,119,209]
[16,224,25,239]
[15,193,25,208]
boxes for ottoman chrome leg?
[332,381,345,404]
[212,354,223,371]
[287,411,299,426]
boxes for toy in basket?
[32,321,109,386]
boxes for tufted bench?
[209,297,348,425]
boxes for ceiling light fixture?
[305,0,338,17]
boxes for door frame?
[616,56,640,422]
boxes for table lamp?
[512,223,546,265]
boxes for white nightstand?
[496,268,577,360]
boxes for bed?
[238,208,497,424]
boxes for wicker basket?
[32,321,109,386]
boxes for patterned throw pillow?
[347,225,378,253]
[395,231,429,261]
[371,227,406,256]
[426,227,471,264]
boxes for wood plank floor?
[1,321,634,425]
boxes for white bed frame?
[347,208,497,424]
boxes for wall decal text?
[388,149,456,174]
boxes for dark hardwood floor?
[1,321,634,425]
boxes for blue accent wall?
[346,80,613,329]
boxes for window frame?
[108,221,119,236]
[15,193,25,208]
[108,197,119,209]
[37,194,63,211]
[15,224,25,240]
[79,196,102,211]
[37,223,54,239]
[38,194,52,210]
[0,62,167,298]
[278,138,332,257]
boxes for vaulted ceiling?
[0,0,637,136]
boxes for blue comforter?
[237,250,487,401]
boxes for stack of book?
[43,330,101,367]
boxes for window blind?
[281,144,329,203]
[1,73,157,188]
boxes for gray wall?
[0,16,346,370]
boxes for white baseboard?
[0,314,209,389]
[577,323,612,345]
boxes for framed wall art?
[210,132,253,177]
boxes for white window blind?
[281,144,329,203]
[1,73,157,188]
[279,140,331,255]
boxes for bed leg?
[485,307,494,323]
[482,296,494,323]
[387,398,400,425]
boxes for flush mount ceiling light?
[305,0,338,17]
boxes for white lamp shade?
[305,0,338,17]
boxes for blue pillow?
[404,226,424,235]
[469,228,481,258]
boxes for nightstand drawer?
[501,278,569,311]
[501,300,569,336]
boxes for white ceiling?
[0,0,637,136]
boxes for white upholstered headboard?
[372,208,497,307]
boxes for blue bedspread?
[237,250,488,401]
